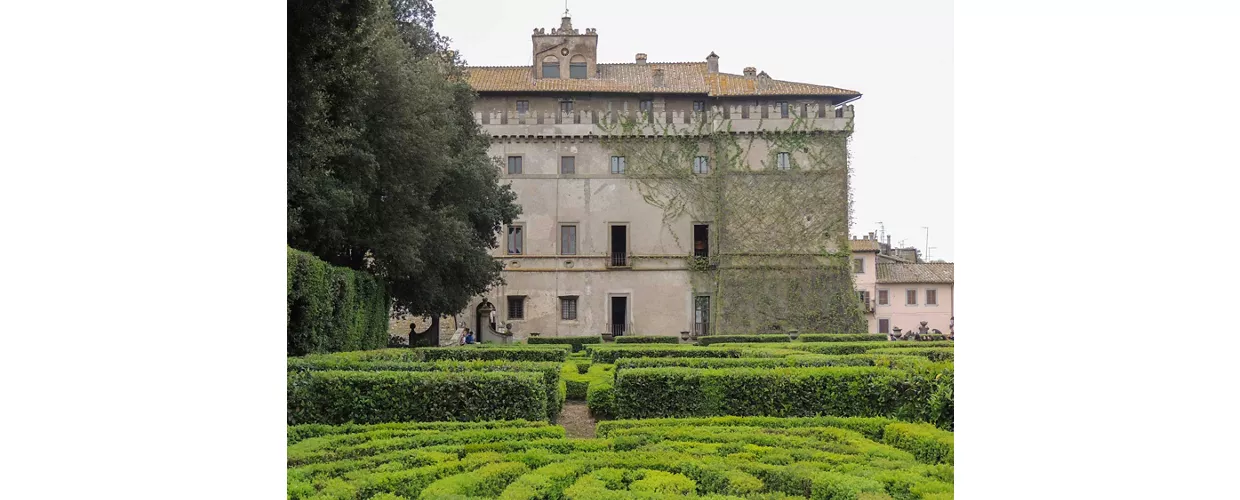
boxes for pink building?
[851,235,954,335]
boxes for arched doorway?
[475,301,496,343]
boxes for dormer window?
[542,55,560,78]
[569,55,587,79]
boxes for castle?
[451,13,863,342]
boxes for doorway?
[475,301,495,343]
[694,296,710,338]
[611,296,628,336]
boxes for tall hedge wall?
[287,370,547,425]
[612,365,954,429]
[287,247,389,356]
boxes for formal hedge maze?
[288,338,955,498]
[287,416,953,500]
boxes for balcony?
[609,251,629,268]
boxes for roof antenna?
[564,0,569,17]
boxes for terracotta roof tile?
[877,263,954,284]
[466,62,860,97]
[850,239,881,252]
[706,72,860,97]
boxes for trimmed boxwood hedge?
[287,358,565,421]
[287,370,547,425]
[287,417,953,499]
[287,247,389,356]
[799,333,890,342]
[611,354,935,377]
[713,340,955,355]
[585,345,794,364]
[612,365,953,428]
[869,347,955,362]
[883,421,955,465]
[419,347,570,362]
[614,336,680,344]
[696,334,791,346]
[586,381,616,419]
[527,335,602,352]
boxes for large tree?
[288,0,519,319]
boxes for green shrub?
[868,347,955,362]
[565,380,590,400]
[287,358,565,421]
[612,366,950,426]
[287,247,389,356]
[527,336,602,353]
[287,417,952,499]
[586,382,616,419]
[883,422,955,464]
[575,361,592,374]
[715,340,954,356]
[799,333,889,342]
[419,347,569,363]
[696,334,790,346]
[614,336,680,344]
[586,345,789,364]
[287,370,547,425]
[611,354,935,376]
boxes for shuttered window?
[560,225,577,255]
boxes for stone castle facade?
[447,14,862,343]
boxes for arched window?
[541,56,560,78]
[569,55,587,79]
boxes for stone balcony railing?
[475,104,854,138]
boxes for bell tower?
[532,12,598,80]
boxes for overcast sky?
[434,0,954,261]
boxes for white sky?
[434,0,954,261]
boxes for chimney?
[652,68,664,86]
[706,51,719,73]
[743,67,756,77]
[757,70,770,79]
[886,235,892,247]
[635,53,647,65]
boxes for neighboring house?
[456,13,862,342]
[852,233,954,334]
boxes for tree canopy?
[288,0,519,319]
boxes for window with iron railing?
[560,296,578,320]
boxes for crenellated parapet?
[474,105,854,138]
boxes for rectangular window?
[693,101,706,112]
[507,296,525,320]
[778,101,789,118]
[926,289,938,305]
[516,100,529,115]
[693,156,709,175]
[560,156,576,175]
[506,225,523,254]
[507,156,522,174]
[835,106,844,118]
[693,224,709,258]
[640,100,653,113]
[560,225,577,255]
[560,296,578,320]
[857,290,871,305]
[906,289,918,306]
[878,319,890,334]
[611,156,626,174]
[569,63,587,79]
[853,258,864,274]
[543,64,559,79]
[560,100,573,114]
[877,290,889,305]
[777,152,790,170]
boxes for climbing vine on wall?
[599,108,867,334]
